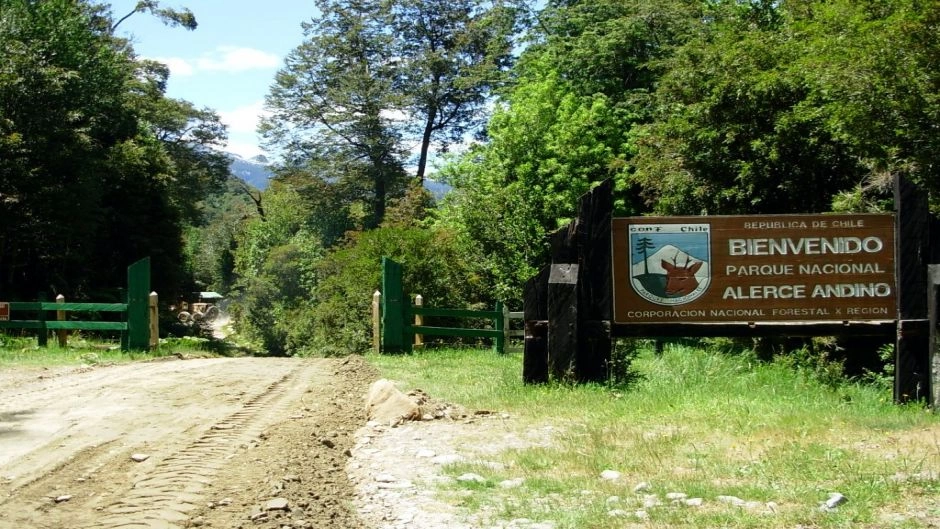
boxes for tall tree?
[262,0,407,228]
[0,0,228,299]
[389,0,520,183]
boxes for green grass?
[0,333,227,366]
[367,344,940,529]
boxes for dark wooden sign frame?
[523,177,936,405]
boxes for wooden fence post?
[502,303,510,352]
[37,292,48,347]
[894,176,931,402]
[126,257,151,351]
[927,265,940,409]
[381,257,406,353]
[372,290,381,354]
[494,301,505,354]
[56,294,67,347]
[149,292,159,350]
[523,265,550,384]
[414,294,424,348]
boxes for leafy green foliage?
[0,0,227,302]
[310,225,482,355]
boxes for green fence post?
[126,257,151,351]
[37,293,48,347]
[495,301,505,354]
[381,257,406,353]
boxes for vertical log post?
[149,292,159,350]
[574,179,613,382]
[927,265,940,409]
[56,294,67,347]
[372,290,381,354]
[414,294,424,348]
[548,263,579,380]
[523,265,550,384]
[894,176,930,402]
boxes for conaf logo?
[629,223,711,306]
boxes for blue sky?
[108,0,316,159]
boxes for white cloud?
[195,46,280,73]
[152,56,194,77]
[224,139,266,160]
[146,46,280,77]
[218,101,269,134]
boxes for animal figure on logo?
[661,252,703,297]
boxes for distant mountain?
[424,178,452,201]
[227,153,273,190]
[226,152,453,199]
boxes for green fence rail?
[380,257,507,354]
[0,258,152,351]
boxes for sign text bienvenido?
[611,214,896,324]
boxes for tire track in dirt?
[0,358,339,529]
[89,364,319,529]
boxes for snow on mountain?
[631,244,709,279]
[227,152,272,190]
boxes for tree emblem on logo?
[629,224,711,306]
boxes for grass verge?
[367,343,940,529]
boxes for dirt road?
[0,355,377,529]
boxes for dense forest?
[2,0,937,355]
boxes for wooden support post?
[414,294,424,348]
[523,265,550,384]
[494,301,505,354]
[548,263,579,381]
[56,294,67,347]
[37,292,48,347]
[894,176,930,402]
[502,303,510,353]
[927,265,940,409]
[381,257,406,353]
[126,257,151,351]
[149,292,159,350]
[574,179,613,382]
[372,290,381,354]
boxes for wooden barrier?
[0,258,155,351]
[524,177,936,404]
[378,257,508,354]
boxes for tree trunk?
[415,107,436,185]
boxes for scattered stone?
[634,510,649,519]
[599,469,621,481]
[54,495,72,503]
[821,492,847,511]
[130,453,150,462]
[632,481,651,493]
[320,438,335,449]
[605,495,620,504]
[265,497,289,511]
[456,473,487,484]
[717,495,746,506]
[431,454,463,465]
[665,492,688,501]
[642,494,662,508]
[683,497,704,507]
[499,478,525,489]
[607,509,629,517]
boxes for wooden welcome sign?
[612,214,897,325]
[523,178,936,406]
